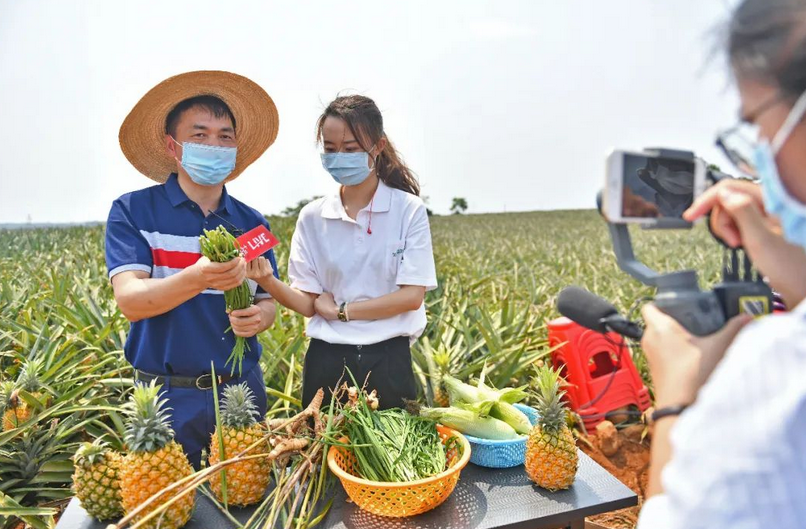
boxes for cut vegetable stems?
[198,226,253,376]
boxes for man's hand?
[314,292,339,321]
[193,256,246,291]
[229,304,264,338]
[640,304,752,408]
[246,256,274,281]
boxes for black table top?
[57,451,636,529]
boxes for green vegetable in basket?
[199,226,252,376]
[343,402,448,483]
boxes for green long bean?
[342,404,447,483]
[199,226,253,376]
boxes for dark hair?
[316,95,420,196]
[165,95,236,137]
[728,0,806,98]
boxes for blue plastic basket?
[464,403,539,468]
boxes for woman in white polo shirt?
[247,94,437,409]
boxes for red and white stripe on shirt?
[138,230,266,298]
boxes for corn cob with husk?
[198,226,253,376]
[419,405,520,440]
[441,374,533,435]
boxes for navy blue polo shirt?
[105,173,279,377]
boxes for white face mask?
[172,137,237,186]
[755,88,806,249]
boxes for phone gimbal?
[600,148,773,336]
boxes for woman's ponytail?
[375,134,420,196]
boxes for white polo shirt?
[288,180,438,345]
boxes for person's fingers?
[684,185,722,221]
[717,313,753,341]
[213,277,245,291]
[207,257,241,273]
[229,313,260,328]
[718,189,770,251]
[709,206,744,248]
[641,303,686,334]
[230,305,260,318]
[232,326,259,337]
[683,179,761,221]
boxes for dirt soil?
[578,425,650,529]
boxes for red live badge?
[236,225,280,262]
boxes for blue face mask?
[754,88,806,249]
[320,146,377,186]
[173,138,237,186]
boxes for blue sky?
[0,0,739,222]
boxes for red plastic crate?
[547,317,650,431]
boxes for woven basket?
[327,425,471,518]
[464,403,539,468]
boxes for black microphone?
[557,286,644,340]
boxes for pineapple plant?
[119,381,195,529]
[525,365,578,491]
[72,439,124,520]
[209,382,270,506]
[2,358,45,431]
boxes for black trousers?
[301,336,417,410]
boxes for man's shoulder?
[112,182,164,208]
[227,195,270,226]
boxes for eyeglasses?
[715,93,786,180]
[715,123,760,179]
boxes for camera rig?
[600,148,773,336]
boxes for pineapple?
[432,351,452,407]
[119,381,195,529]
[208,383,270,506]
[72,439,124,520]
[525,366,578,491]
[0,381,16,431]
[2,359,45,431]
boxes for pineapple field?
[0,209,723,529]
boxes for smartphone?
[604,149,707,226]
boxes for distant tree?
[422,195,434,217]
[450,197,468,215]
[282,196,323,217]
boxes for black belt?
[135,369,236,390]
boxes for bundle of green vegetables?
[341,389,450,483]
[419,374,532,441]
[199,226,252,376]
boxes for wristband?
[651,404,689,423]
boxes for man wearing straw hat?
[106,71,280,468]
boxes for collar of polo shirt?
[164,173,234,214]
[321,179,393,220]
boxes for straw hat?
[119,70,279,183]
